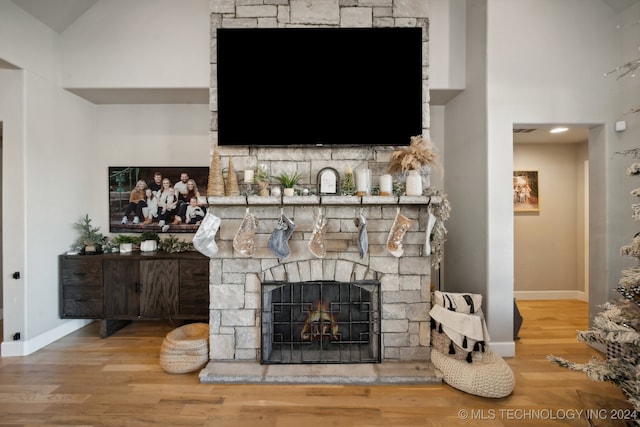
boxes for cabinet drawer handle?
[135,283,142,294]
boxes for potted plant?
[74,214,107,254]
[276,171,301,196]
[388,135,439,196]
[255,164,271,196]
[139,231,159,252]
[114,234,139,253]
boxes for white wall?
[23,72,98,339]
[0,2,101,355]
[0,2,58,78]
[428,0,466,91]
[93,104,210,229]
[60,0,210,89]
[442,0,489,311]
[444,0,621,356]
[513,143,588,299]
[485,0,621,342]
[0,68,26,348]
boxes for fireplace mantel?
[207,195,442,207]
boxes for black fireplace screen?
[261,280,381,364]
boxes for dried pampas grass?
[388,135,439,174]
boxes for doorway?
[513,125,590,301]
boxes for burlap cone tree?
[207,148,225,196]
[225,156,240,196]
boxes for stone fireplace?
[201,0,438,383]
[198,197,440,383]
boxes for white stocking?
[233,209,258,256]
[308,207,327,258]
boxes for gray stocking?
[268,213,295,260]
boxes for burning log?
[301,301,340,341]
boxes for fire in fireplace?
[261,280,381,364]
[301,301,339,342]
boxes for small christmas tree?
[549,152,640,411]
[341,164,355,195]
[74,214,107,253]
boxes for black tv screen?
[217,27,422,147]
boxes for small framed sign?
[317,167,340,195]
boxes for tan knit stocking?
[387,211,412,257]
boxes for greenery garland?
[426,188,451,270]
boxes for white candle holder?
[355,168,371,196]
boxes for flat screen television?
[216,27,423,147]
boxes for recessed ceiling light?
[550,127,569,134]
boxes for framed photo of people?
[109,166,209,233]
[513,170,540,212]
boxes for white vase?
[405,170,422,196]
[120,243,133,253]
[140,240,157,252]
[283,187,295,196]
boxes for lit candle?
[379,174,392,195]
[244,170,254,183]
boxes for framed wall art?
[109,166,209,233]
[513,170,540,212]
[317,167,340,195]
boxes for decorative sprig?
[615,148,640,160]
[158,235,194,253]
[388,135,439,174]
[627,162,640,175]
[604,57,640,80]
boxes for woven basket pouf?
[160,323,210,374]
[431,347,515,398]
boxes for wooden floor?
[0,300,636,426]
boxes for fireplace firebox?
[261,280,381,364]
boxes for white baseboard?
[514,290,587,302]
[489,341,515,358]
[1,319,93,357]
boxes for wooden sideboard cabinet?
[60,252,210,337]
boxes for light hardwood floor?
[0,300,636,426]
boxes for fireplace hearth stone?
[199,361,442,385]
